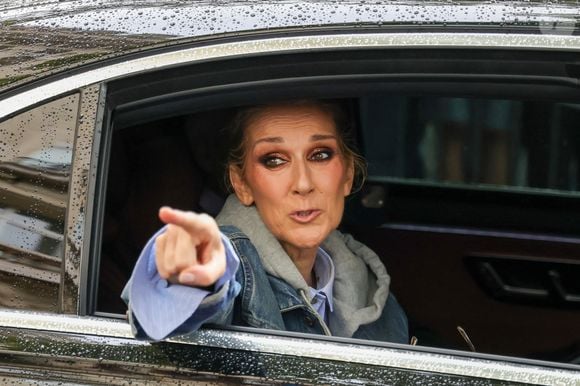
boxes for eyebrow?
[253,137,284,147]
[253,134,337,147]
[310,134,337,141]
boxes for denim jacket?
[222,225,409,343]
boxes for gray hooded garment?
[216,194,390,338]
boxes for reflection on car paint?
[0,93,78,312]
[1,310,578,385]
[1,1,579,91]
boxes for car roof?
[1,0,579,92]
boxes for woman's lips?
[289,209,321,223]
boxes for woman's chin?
[285,229,329,250]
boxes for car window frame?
[1,309,579,384]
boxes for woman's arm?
[121,208,241,341]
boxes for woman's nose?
[292,160,314,195]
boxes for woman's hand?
[155,207,226,288]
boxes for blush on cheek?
[318,159,348,194]
[251,169,292,199]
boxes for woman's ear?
[343,158,355,196]
[229,165,254,206]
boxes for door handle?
[467,256,580,308]
[478,262,549,300]
[548,270,580,304]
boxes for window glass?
[0,94,78,311]
[361,96,580,195]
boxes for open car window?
[91,43,580,368]
[355,95,580,362]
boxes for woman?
[123,101,408,344]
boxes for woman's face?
[230,105,354,259]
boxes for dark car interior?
[92,47,580,365]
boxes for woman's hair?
[224,99,367,194]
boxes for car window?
[0,93,78,312]
[351,95,580,364]
[361,96,580,196]
[89,41,580,376]
[91,54,580,386]
[99,94,580,362]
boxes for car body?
[1,0,580,384]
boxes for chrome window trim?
[76,83,107,316]
[0,310,578,385]
[3,32,580,118]
[60,84,102,314]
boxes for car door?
[1,19,579,386]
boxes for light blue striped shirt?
[309,248,335,324]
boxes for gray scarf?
[216,194,390,338]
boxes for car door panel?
[352,223,580,360]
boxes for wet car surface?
[1,1,580,384]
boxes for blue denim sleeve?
[121,227,241,341]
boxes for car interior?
[92,47,580,365]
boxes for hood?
[216,194,391,338]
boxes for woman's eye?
[310,149,333,162]
[260,155,287,168]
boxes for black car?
[0,0,579,384]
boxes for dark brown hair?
[224,100,366,194]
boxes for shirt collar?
[310,247,335,312]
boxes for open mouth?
[290,209,321,223]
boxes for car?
[1,0,580,384]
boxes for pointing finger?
[159,207,216,238]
